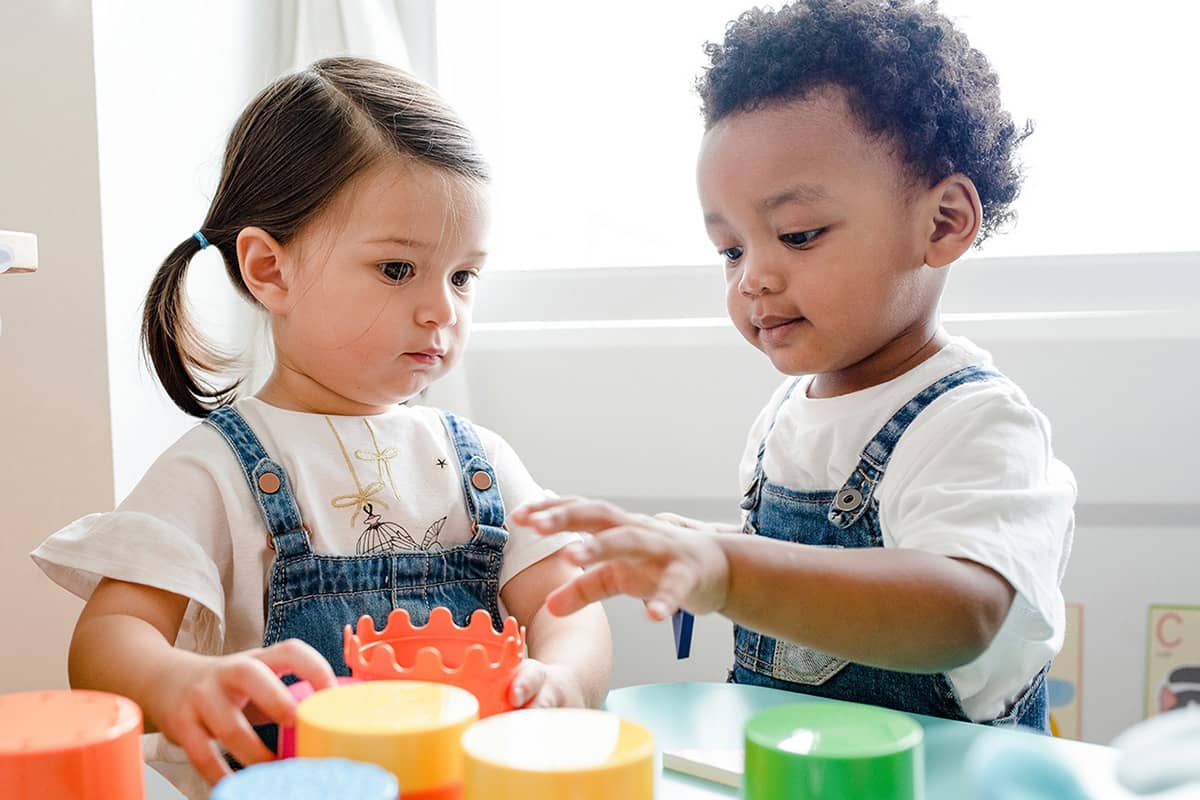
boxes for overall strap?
[827,365,1003,528]
[741,377,806,513]
[439,411,508,552]
[204,406,311,558]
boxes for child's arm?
[500,551,612,709]
[69,578,337,785]
[513,497,1014,674]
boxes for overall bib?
[730,366,1049,730]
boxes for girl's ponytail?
[141,232,241,417]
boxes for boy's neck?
[807,323,949,399]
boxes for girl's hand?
[512,497,731,621]
[149,639,337,785]
[508,658,587,709]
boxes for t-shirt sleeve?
[476,426,580,587]
[879,388,1077,641]
[29,424,236,653]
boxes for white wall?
[92,0,277,501]
[0,0,113,693]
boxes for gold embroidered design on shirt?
[326,416,388,527]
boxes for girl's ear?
[923,174,982,268]
[238,226,291,312]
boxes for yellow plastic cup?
[296,680,477,800]
[461,708,655,800]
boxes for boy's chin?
[759,346,820,377]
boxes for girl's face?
[697,87,949,396]
[268,159,489,414]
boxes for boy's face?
[698,87,948,386]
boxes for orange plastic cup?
[345,607,525,718]
[0,689,144,800]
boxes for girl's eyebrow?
[363,236,488,260]
[364,236,430,248]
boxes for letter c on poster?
[1156,612,1183,648]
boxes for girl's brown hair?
[142,57,489,417]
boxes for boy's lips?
[752,315,807,346]
[752,314,806,330]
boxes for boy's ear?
[924,174,982,268]
[237,226,291,312]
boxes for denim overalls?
[204,405,509,750]
[730,365,1049,730]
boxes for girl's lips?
[404,351,444,366]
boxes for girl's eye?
[450,269,479,289]
[719,246,744,263]
[780,228,823,248]
[378,261,415,284]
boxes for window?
[436,1,1200,271]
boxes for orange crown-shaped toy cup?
[345,606,525,718]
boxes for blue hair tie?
[193,231,211,250]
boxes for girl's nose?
[416,284,457,328]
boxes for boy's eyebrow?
[703,183,831,227]
[761,183,829,210]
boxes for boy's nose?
[738,254,785,297]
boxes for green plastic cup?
[744,702,924,799]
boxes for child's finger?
[564,525,670,567]
[508,659,547,708]
[195,688,276,769]
[258,638,338,692]
[646,562,697,621]
[523,499,637,535]
[176,717,231,786]
[545,563,635,616]
[218,657,301,727]
[511,496,577,521]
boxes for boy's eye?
[719,246,744,263]
[450,270,479,289]
[780,229,823,248]
[379,261,415,284]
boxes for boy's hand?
[508,658,587,709]
[149,639,337,785]
[512,497,731,621]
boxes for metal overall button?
[471,470,493,491]
[834,488,863,512]
[258,471,282,494]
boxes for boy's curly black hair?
[698,0,1031,242]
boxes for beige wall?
[0,0,113,692]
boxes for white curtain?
[275,0,413,74]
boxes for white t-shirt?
[738,337,1076,722]
[31,397,574,799]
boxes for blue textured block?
[673,610,694,659]
[212,757,398,799]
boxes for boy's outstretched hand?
[512,497,731,621]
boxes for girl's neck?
[255,363,400,416]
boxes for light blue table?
[144,680,1140,798]
[604,681,1138,799]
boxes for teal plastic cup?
[744,702,924,799]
